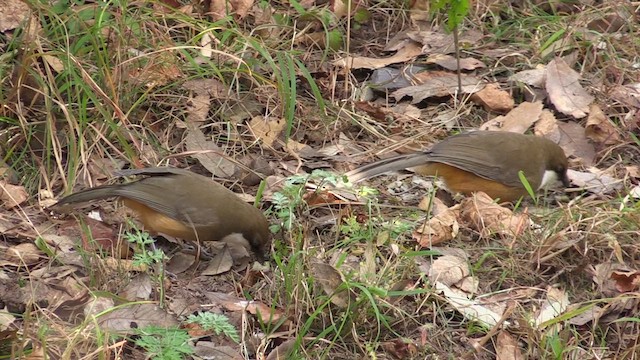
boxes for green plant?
[133,326,193,360]
[270,170,344,233]
[125,228,167,305]
[186,312,240,343]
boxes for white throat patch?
[538,170,560,189]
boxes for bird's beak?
[561,172,571,188]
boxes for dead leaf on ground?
[610,270,640,293]
[0,180,28,209]
[334,41,423,70]
[404,30,483,55]
[98,303,179,332]
[557,121,596,166]
[413,204,460,247]
[202,246,234,275]
[510,66,546,88]
[210,0,254,21]
[166,252,196,274]
[0,243,44,266]
[459,192,530,240]
[533,110,562,142]
[470,83,514,114]
[426,54,486,71]
[248,116,285,148]
[567,169,623,196]
[496,331,524,360]
[428,254,477,294]
[546,57,594,118]
[380,339,419,359]
[194,343,244,360]
[309,261,357,308]
[609,83,640,109]
[535,286,569,329]
[204,292,287,325]
[585,103,621,145]
[368,65,426,90]
[185,123,237,177]
[120,273,154,301]
[590,262,629,297]
[479,100,542,132]
[392,73,485,104]
[433,281,504,327]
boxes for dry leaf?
[480,100,543,132]
[0,180,28,209]
[333,42,422,70]
[535,286,569,329]
[610,271,640,293]
[413,204,460,247]
[210,0,254,20]
[510,67,546,88]
[546,57,594,118]
[496,331,524,360]
[120,273,153,301]
[98,303,179,332]
[392,73,485,103]
[566,169,623,196]
[310,261,356,308]
[470,83,514,114]
[202,246,234,275]
[426,54,486,71]
[533,110,562,142]
[557,121,596,166]
[247,116,285,148]
[185,124,237,177]
[585,103,620,145]
[459,192,530,239]
[428,255,473,291]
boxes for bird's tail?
[345,152,432,183]
[54,185,122,206]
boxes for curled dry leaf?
[459,192,530,239]
[428,255,477,295]
[185,124,237,177]
[470,83,514,114]
[480,100,542,132]
[2,243,44,266]
[334,42,422,70]
[585,104,621,145]
[533,110,562,143]
[413,204,460,247]
[0,181,28,209]
[610,271,640,293]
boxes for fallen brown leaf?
[470,83,514,114]
[585,103,621,145]
[480,100,542,132]
[546,57,594,118]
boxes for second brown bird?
[346,131,570,202]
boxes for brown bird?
[346,131,570,202]
[54,167,270,257]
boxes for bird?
[54,167,271,258]
[345,131,570,202]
